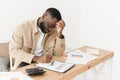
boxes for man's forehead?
[46,12,58,21]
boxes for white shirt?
[34,28,44,56]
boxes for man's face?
[39,14,58,33]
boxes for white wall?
[0,0,120,80]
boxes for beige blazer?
[9,19,65,70]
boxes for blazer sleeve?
[54,36,66,56]
[9,24,34,69]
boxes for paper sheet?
[86,48,99,55]
[65,50,97,64]
[35,61,75,73]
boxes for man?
[9,8,66,70]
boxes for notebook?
[35,60,75,73]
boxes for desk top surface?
[14,46,114,80]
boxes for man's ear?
[42,13,47,20]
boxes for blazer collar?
[33,19,39,34]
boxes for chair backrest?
[0,43,9,58]
[0,42,14,71]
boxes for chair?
[0,42,10,71]
[0,43,9,58]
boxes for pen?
[71,55,83,58]
[51,60,54,66]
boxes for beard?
[39,22,49,33]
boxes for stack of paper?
[0,72,33,80]
[86,48,99,56]
[65,50,97,64]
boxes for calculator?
[25,68,46,75]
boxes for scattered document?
[86,48,99,55]
[65,50,97,64]
[0,72,33,80]
[35,61,75,73]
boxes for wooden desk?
[14,46,114,80]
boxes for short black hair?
[46,8,62,21]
